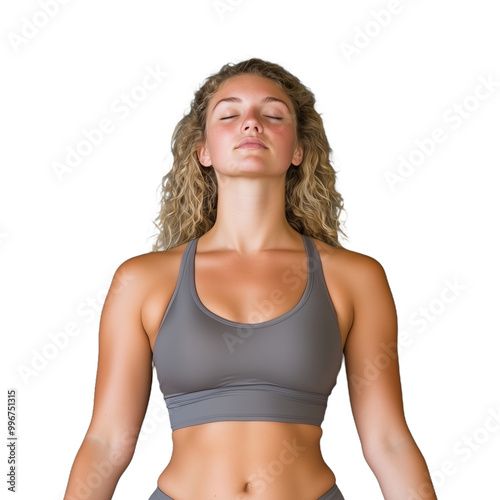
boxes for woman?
[64,58,437,500]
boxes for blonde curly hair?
[151,58,346,251]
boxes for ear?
[291,142,304,167]
[197,143,212,167]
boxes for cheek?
[206,130,237,167]
[208,126,231,146]
[275,128,299,152]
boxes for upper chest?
[193,249,310,325]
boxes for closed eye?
[220,115,283,121]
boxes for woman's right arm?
[64,258,154,500]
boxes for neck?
[202,176,300,255]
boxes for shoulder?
[309,236,389,294]
[114,242,189,277]
[101,241,193,342]
[105,242,190,307]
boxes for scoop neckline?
[189,234,313,329]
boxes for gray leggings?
[148,482,345,499]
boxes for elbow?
[84,432,138,471]
[361,431,416,467]
[106,443,136,471]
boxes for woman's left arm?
[343,255,437,500]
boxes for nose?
[241,108,263,133]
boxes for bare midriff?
[157,420,336,500]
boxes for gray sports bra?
[152,234,343,431]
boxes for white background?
[2,0,499,498]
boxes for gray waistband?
[166,383,328,431]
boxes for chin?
[218,160,289,177]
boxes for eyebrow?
[212,96,291,112]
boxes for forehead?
[209,74,293,111]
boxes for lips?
[236,138,267,149]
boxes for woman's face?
[197,74,303,178]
